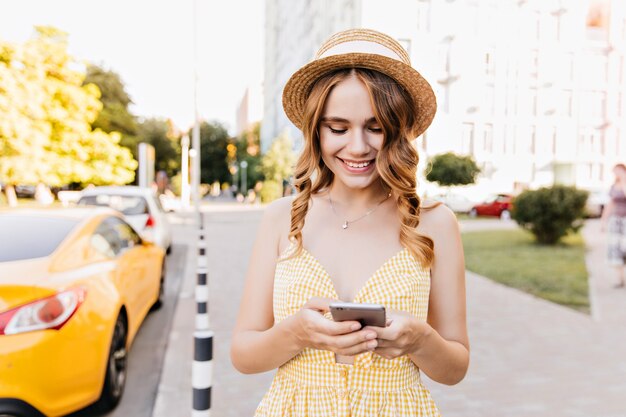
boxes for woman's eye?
[329,127,347,134]
[368,126,383,133]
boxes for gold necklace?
[328,191,392,230]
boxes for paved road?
[67,217,188,417]
[154,207,626,417]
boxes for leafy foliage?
[259,180,283,203]
[259,133,295,202]
[426,152,481,186]
[83,64,139,155]
[136,118,181,178]
[199,121,232,185]
[234,121,263,190]
[0,26,137,194]
[511,185,589,244]
[261,133,295,183]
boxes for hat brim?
[282,53,437,139]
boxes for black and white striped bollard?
[193,213,213,416]
[196,225,209,330]
[192,329,213,417]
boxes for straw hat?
[282,28,437,139]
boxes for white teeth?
[344,160,371,168]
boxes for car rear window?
[0,215,79,262]
[78,194,149,215]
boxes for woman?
[231,29,469,416]
[601,163,626,288]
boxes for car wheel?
[152,259,166,310]
[469,208,478,218]
[97,314,128,412]
[500,209,511,220]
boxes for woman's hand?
[367,310,431,360]
[293,297,379,356]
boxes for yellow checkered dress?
[255,243,441,417]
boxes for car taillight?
[0,287,86,336]
[145,215,155,228]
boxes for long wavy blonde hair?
[288,68,435,267]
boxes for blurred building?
[262,0,626,198]
[236,85,263,137]
[262,0,360,152]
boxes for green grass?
[462,229,590,312]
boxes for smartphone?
[329,302,386,327]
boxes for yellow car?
[0,207,166,417]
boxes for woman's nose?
[346,128,369,155]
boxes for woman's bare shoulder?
[418,202,459,237]
[262,196,295,240]
[264,195,295,218]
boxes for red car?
[469,194,513,219]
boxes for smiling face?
[318,73,384,191]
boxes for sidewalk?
[153,209,626,417]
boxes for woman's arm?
[230,198,379,374]
[370,204,469,385]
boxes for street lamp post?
[240,160,248,196]
[181,134,190,209]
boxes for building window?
[502,125,517,155]
[582,164,602,182]
[588,91,606,119]
[417,0,431,32]
[561,52,574,82]
[586,53,608,82]
[462,123,475,155]
[561,89,573,116]
[483,123,494,153]
[530,87,538,116]
[485,49,495,80]
[530,50,539,78]
[485,85,495,115]
[579,128,605,155]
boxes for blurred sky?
[0,0,265,134]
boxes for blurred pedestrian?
[601,163,626,288]
[231,28,468,416]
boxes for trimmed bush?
[512,185,589,245]
[426,152,481,187]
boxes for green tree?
[198,121,232,185]
[260,133,296,202]
[512,185,588,245]
[83,64,139,156]
[426,152,481,187]
[136,118,181,178]
[234,122,263,191]
[0,26,136,205]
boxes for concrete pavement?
[153,207,626,417]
